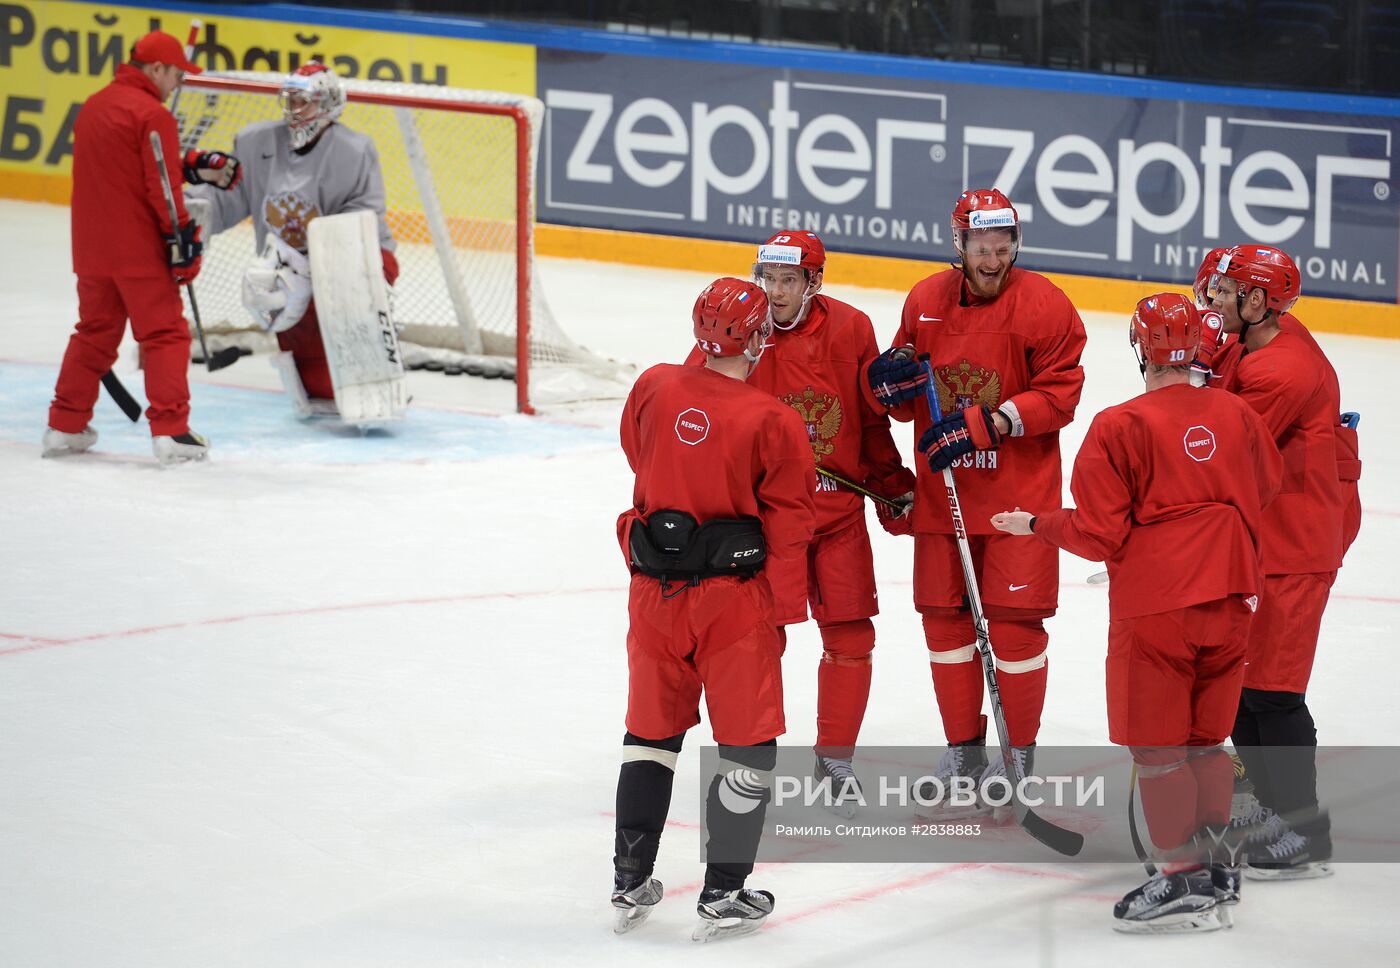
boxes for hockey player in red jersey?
[45,31,239,465]
[993,293,1282,932]
[611,279,816,941]
[1206,244,1356,878]
[864,189,1086,813]
[685,231,914,811]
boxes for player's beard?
[964,262,1009,300]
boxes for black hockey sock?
[614,731,685,882]
[1240,689,1327,843]
[1230,699,1271,806]
[704,741,777,893]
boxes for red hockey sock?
[815,619,875,753]
[921,610,983,744]
[1189,745,1234,830]
[1135,751,1197,854]
[987,619,1048,747]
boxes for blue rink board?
[3,363,615,464]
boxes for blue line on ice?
[5,363,615,464]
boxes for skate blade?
[1112,907,1227,935]
[1244,861,1333,881]
[820,799,858,820]
[691,915,768,943]
[611,904,654,935]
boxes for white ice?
[2,198,1398,967]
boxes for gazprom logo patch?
[757,244,803,265]
[968,208,1016,228]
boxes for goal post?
[176,72,628,413]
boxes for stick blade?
[1014,803,1085,856]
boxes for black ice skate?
[912,719,991,821]
[813,754,863,820]
[691,887,775,942]
[1112,868,1225,934]
[611,873,663,935]
[1245,826,1334,881]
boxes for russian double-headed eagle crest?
[935,359,1001,414]
[264,192,320,252]
[782,386,842,464]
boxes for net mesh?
[176,72,628,405]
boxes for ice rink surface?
[3,198,1398,966]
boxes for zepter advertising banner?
[0,0,534,201]
[537,50,1398,303]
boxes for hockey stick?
[1127,763,1158,875]
[815,466,911,512]
[101,371,142,422]
[149,129,241,372]
[918,354,1084,856]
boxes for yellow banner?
[0,0,535,201]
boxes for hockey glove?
[918,404,1001,473]
[867,345,926,407]
[166,221,203,284]
[183,149,242,190]
[874,491,915,536]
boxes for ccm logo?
[1183,425,1217,461]
[732,548,762,558]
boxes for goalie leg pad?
[306,210,408,426]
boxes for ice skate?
[1209,863,1241,927]
[41,426,97,458]
[152,432,210,465]
[1112,868,1225,934]
[610,873,663,935]
[691,887,774,942]
[813,754,862,820]
[1244,826,1333,881]
[977,744,1035,824]
[912,723,991,821]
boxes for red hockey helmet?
[952,189,1020,256]
[1130,292,1202,367]
[1194,247,1228,309]
[753,231,826,279]
[693,278,770,358]
[1214,244,1301,316]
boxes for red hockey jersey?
[71,65,191,278]
[1035,384,1283,620]
[879,267,1086,535]
[618,363,817,574]
[1213,324,1345,575]
[686,294,912,536]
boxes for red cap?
[131,31,202,74]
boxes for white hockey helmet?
[280,62,345,149]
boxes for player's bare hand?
[991,509,1034,535]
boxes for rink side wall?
[4,1,1398,336]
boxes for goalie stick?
[815,466,911,512]
[149,130,241,372]
[918,354,1084,857]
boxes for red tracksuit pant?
[50,275,192,437]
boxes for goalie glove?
[183,149,242,190]
[241,235,312,333]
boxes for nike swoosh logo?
[918,314,941,323]
[1008,583,1029,592]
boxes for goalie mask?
[281,63,345,149]
[752,231,825,330]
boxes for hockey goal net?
[175,72,629,413]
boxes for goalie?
[186,62,407,424]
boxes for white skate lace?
[1264,831,1307,861]
[1142,873,1174,903]
[819,757,857,784]
[981,747,1030,781]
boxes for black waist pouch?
[629,510,766,580]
